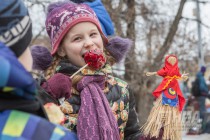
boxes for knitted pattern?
[76,76,120,140]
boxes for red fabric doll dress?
[153,55,186,112]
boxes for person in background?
[194,66,210,133]
[196,66,209,120]
[0,0,77,139]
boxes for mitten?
[42,73,72,99]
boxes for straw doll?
[141,55,188,140]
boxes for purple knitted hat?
[31,45,53,70]
[45,1,108,55]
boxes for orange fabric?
[152,55,186,112]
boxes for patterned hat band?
[0,16,31,47]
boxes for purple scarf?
[76,75,120,140]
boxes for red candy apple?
[83,49,106,70]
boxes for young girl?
[40,1,141,140]
[141,55,188,140]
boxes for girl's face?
[59,22,104,67]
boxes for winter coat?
[40,61,142,140]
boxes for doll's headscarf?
[162,54,181,77]
[0,42,36,100]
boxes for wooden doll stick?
[70,64,88,79]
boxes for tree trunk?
[124,0,136,81]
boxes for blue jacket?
[196,72,209,94]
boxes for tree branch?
[149,0,187,71]
[182,17,210,28]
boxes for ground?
[182,133,210,140]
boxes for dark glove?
[41,73,72,99]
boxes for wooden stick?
[58,97,65,105]
[70,64,88,79]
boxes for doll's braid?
[45,54,61,80]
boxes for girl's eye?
[90,32,97,37]
[73,37,81,41]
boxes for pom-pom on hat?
[45,1,108,55]
[31,45,53,70]
[0,0,32,57]
[106,36,132,63]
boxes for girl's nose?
[84,38,94,48]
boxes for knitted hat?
[0,0,32,57]
[46,1,108,55]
